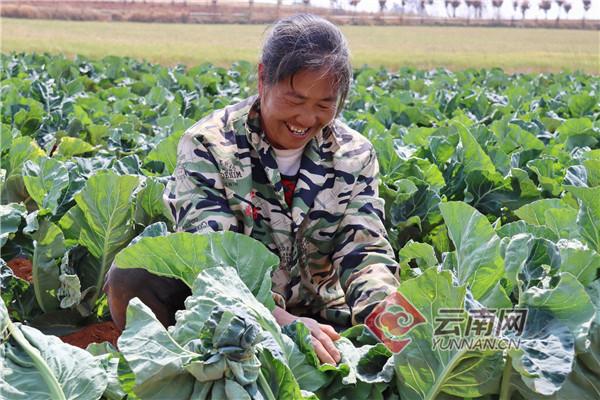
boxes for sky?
[260,0,599,20]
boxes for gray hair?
[260,14,352,116]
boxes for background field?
[1,17,598,73]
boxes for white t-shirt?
[273,146,304,177]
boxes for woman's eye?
[318,104,334,112]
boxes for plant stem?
[258,369,277,400]
[7,321,66,400]
[499,354,513,400]
[426,350,465,400]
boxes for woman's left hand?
[272,306,341,365]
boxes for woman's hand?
[272,306,341,365]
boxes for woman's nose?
[295,112,317,128]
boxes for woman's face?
[258,66,339,150]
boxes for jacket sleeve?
[332,148,400,325]
[163,130,239,234]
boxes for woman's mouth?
[285,122,310,138]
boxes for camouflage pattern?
[164,96,399,326]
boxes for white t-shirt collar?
[272,146,304,177]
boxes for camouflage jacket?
[164,96,399,326]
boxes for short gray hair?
[260,14,352,116]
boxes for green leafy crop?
[1,53,599,399]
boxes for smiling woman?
[104,13,400,366]
[258,15,351,150]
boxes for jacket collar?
[243,96,337,227]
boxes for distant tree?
[379,0,387,12]
[520,0,529,18]
[349,0,360,12]
[303,0,310,6]
[512,0,519,17]
[422,0,434,16]
[582,0,591,21]
[492,0,503,18]
[555,0,564,20]
[418,0,427,15]
[445,0,452,16]
[539,0,552,19]
[472,0,482,18]
[563,1,571,17]
[451,0,461,17]
[465,0,474,18]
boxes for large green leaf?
[74,171,139,306]
[566,186,600,253]
[514,198,574,226]
[280,322,329,392]
[455,123,499,178]
[86,342,137,400]
[544,207,580,240]
[133,177,167,225]
[506,273,597,395]
[1,136,46,204]
[283,320,395,397]
[496,220,558,242]
[558,240,600,287]
[144,130,185,176]
[55,137,94,158]
[502,233,561,292]
[506,308,575,396]
[117,298,196,399]
[397,240,438,270]
[567,93,597,117]
[0,299,108,400]
[0,203,26,247]
[512,310,600,399]
[557,118,597,148]
[5,136,46,178]
[119,267,310,399]
[258,348,306,400]
[439,201,508,306]
[22,157,69,215]
[392,268,503,400]
[520,273,595,342]
[31,219,65,313]
[114,231,279,308]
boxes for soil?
[6,257,120,348]
[6,257,33,282]
[60,321,121,348]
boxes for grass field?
[1,18,598,73]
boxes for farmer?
[104,14,399,365]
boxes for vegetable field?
[1,52,599,399]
